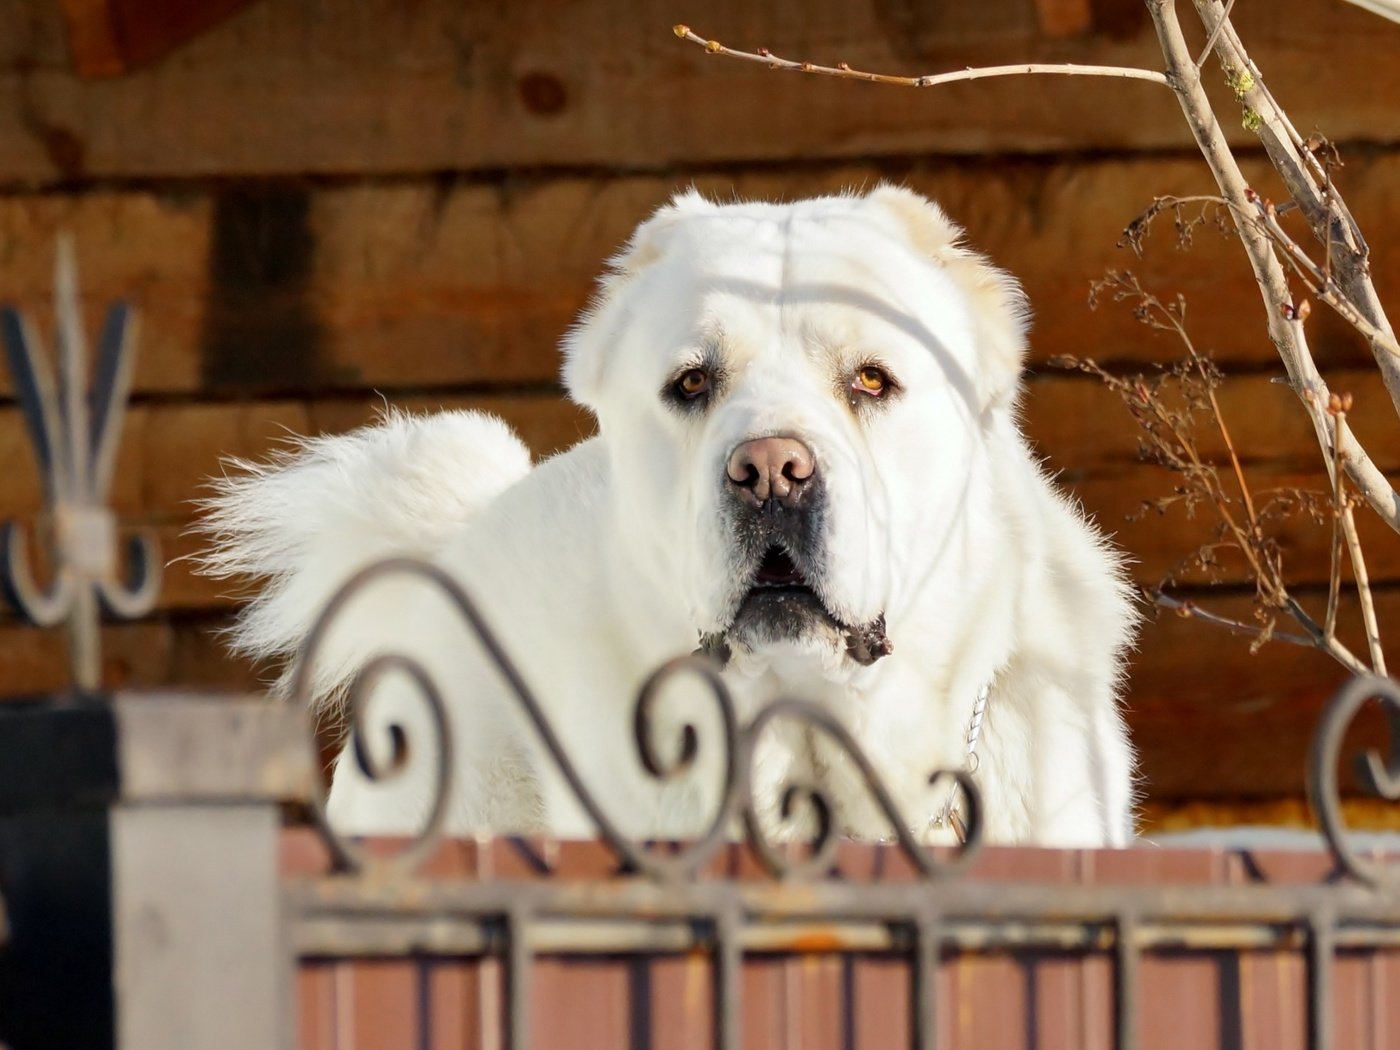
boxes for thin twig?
[672,26,1172,88]
[1247,195,1400,360]
[1151,591,1314,647]
[1194,0,1237,69]
[1342,503,1385,675]
[1186,336,1256,529]
[1133,189,1400,364]
[1330,399,1387,675]
[1118,286,1270,584]
[1324,406,1345,640]
[1282,596,1370,677]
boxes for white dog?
[200,186,1137,847]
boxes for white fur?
[198,187,1138,847]
[197,408,532,699]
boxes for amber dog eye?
[675,368,711,400]
[853,365,889,396]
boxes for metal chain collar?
[931,681,991,844]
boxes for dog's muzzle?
[700,435,892,667]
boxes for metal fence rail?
[281,555,1400,1050]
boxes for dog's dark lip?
[695,545,892,670]
[739,544,832,620]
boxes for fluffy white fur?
[199,186,1138,846]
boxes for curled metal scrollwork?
[631,655,743,878]
[742,698,983,880]
[301,556,984,880]
[1309,674,1400,888]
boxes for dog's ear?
[866,184,1030,410]
[563,190,712,409]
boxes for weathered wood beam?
[58,0,257,78]
[4,0,1399,182]
[0,153,1394,400]
[1032,0,1095,38]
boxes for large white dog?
[200,186,1137,847]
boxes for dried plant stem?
[1152,592,1311,649]
[1186,340,1255,528]
[1329,403,1387,674]
[1285,598,1368,676]
[1137,191,1400,363]
[1139,299,1269,580]
[1324,411,1345,640]
[1075,277,1370,677]
[1343,505,1385,674]
[672,26,1172,89]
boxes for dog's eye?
[674,368,711,400]
[853,365,889,397]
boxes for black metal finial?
[0,235,160,693]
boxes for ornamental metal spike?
[0,236,159,694]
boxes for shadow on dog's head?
[563,186,1029,680]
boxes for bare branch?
[1151,591,1313,647]
[1191,0,1400,416]
[1245,193,1400,360]
[672,25,1172,89]
[1145,0,1400,534]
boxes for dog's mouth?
[698,545,892,668]
[752,545,808,589]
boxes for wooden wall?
[3,0,1400,829]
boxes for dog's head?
[563,186,1028,677]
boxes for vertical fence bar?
[505,907,533,1050]
[911,912,940,1050]
[1307,910,1335,1050]
[1114,912,1139,1050]
[713,906,741,1050]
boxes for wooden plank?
[4,0,1400,182]
[58,0,255,78]
[0,151,1395,401]
[1033,0,1095,38]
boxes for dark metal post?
[0,692,314,1049]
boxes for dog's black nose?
[726,436,815,508]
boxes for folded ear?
[562,190,712,409]
[865,184,1030,410]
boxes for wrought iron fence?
[0,246,1397,1050]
